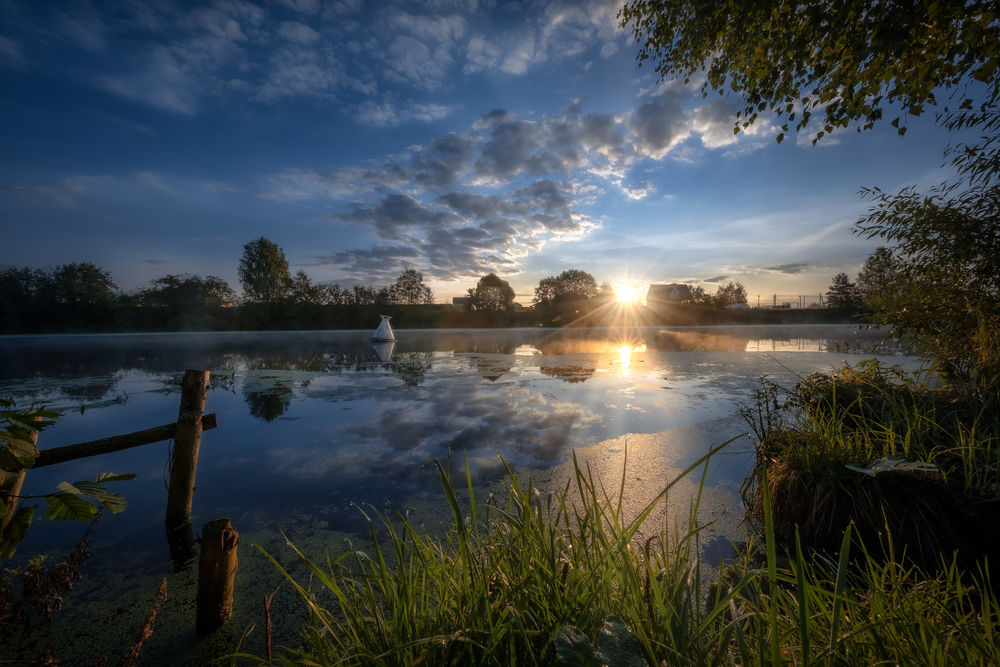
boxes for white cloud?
[0,36,27,67]
[277,21,320,44]
[500,32,536,74]
[464,34,499,73]
[99,46,200,114]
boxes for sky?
[0,0,981,304]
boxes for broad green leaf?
[94,472,137,483]
[57,481,83,495]
[45,493,99,521]
[69,480,127,514]
[0,506,35,558]
[0,431,38,466]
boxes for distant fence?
[749,294,827,309]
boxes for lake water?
[0,325,918,663]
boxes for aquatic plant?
[741,360,1000,570]
[246,445,1000,665]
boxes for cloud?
[464,34,499,73]
[52,4,109,52]
[355,100,461,127]
[324,177,599,282]
[262,95,784,281]
[701,275,728,283]
[277,21,320,44]
[99,46,201,114]
[0,36,28,67]
[135,171,174,192]
[275,0,322,14]
[764,263,811,274]
[0,185,76,208]
[629,96,691,160]
[622,180,654,200]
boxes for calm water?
[1,325,917,662]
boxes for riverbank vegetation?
[247,449,1000,665]
[1,236,856,333]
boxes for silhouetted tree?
[387,269,434,304]
[141,274,235,309]
[713,281,747,307]
[238,237,291,304]
[826,272,860,309]
[689,285,710,305]
[855,247,897,308]
[467,273,515,312]
[533,269,599,307]
[288,270,328,305]
[45,263,117,307]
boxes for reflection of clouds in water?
[271,379,599,484]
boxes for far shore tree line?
[0,235,859,333]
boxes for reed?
[243,441,1000,665]
[742,359,1000,568]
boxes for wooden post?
[165,522,197,572]
[164,370,210,530]
[196,517,239,636]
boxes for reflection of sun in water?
[614,285,641,304]
[617,344,646,373]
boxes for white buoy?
[371,341,396,362]
[371,315,396,342]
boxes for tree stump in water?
[196,517,239,637]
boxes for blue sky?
[0,0,976,303]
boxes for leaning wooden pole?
[196,517,239,636]
[164,370,210,530]
[36,414,218,468]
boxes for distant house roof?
[452,297,469,306]
[647,283,693,304]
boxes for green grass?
[740,360,1000,567]
[234,440,1000,666]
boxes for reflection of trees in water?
[470,355,514,382]
[390,353,434,386]
[538,365,596,383]
[244,384,293,422]
[649,330,748,351]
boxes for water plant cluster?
[248,444,1000,665]
[741,360,1000,571]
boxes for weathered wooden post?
[166,522,197,572]
[164,370,210,530]
[196,517,239,636]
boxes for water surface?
[0,325,917,662]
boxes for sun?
[614,285,641,304]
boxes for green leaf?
[68,481,127,514]
[94,472,137,483]
[776,133,785,144]
[45,493,99,521]
[0,431,38,466]
[0,506,35,558]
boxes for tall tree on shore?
[387,269,434,304]
[533,269,599,307]
[855,246,897,308]
[467,273,515,312]
[238,237,291,304]
[713,281,747,308]
[826,273,860,309]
